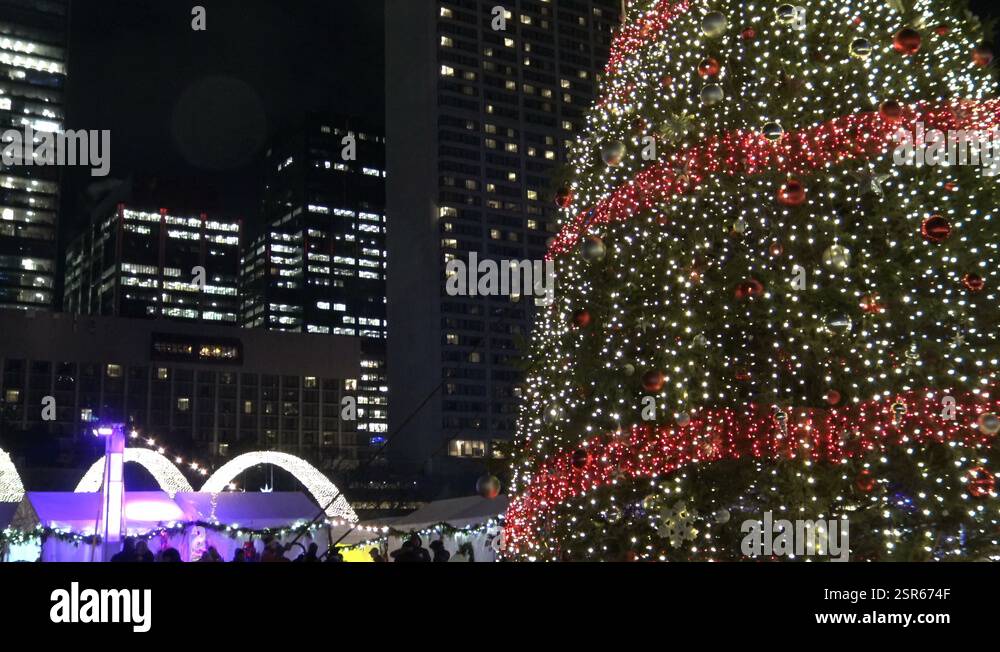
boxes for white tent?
[353,495,508,562]
[7,491,348,562]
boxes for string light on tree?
[504,0,1000,561]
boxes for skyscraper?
[0,0,68,311]
[385,0,621,472]
[242,115,388,447]
[63,203,243,323]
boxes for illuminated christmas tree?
[505,0,1000,561]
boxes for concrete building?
[0,310,362,470]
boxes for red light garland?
[504,390,999,554]
[548,100,1000,258]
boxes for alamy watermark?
[893,122,1000,176]
[741,511,850,561]
[445,252,556,305]
[50,582,151,633]
[1,125,110,177]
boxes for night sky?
[60,0,997,233]
[62,0,385,231]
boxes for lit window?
[448,439,487,458]
[106,364,122,378]
[4,389,20,403]
[156,368,169,380]
[80,408,93,422]
[244,401,254,415]
[177,398,191,412]
[304,377,318,389]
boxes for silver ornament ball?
[602,141,626,166]
[701,83,725,106]
[702,11,728,37]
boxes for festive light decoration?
[548,98,1000,257]
[0,447,25,503]
[75,448,194,497]
[126,428,228,487]
[201,452,358,521]
[505,0,1000,561]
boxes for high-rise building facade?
[385,0,620,470]
[63,204,243,323]
[0,310,362,468]
[0,0,68,311]
[241,115,388,447]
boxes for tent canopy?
[369,495,508,532]
[12,491,324,535]
[174,492,320,529]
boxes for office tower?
[241,115,388,447]
[0,0,68,310]
[385,0,621,471]
[63,204,243,323]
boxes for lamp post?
[93,423,126,561]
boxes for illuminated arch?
[75,448,193,497]
[0,447,25,503]
[201,452,358,521]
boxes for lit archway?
[75,448,193,497]
[0,447,25,503]
[201,452,358,521]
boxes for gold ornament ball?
[762,121,784,141]
[775,4,797,24]
[978,413,1000,435]
[823,244,852,271]
[850,38,872,59]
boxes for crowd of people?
[106,533,477,563]
[384,534,475,562]
[108,537,344,563]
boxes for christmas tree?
[504,0,1000,561]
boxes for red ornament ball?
[741,27,756,40]
[944,181,957,192]
[893,27,922,55]
[572,309,592,328]
[571,449,592,470]
[973,44,994,68]
[855,469,876,493]
[860,294,885,314]
[879,100,904,122]
[555,187,574,208]
[698,57,721,77]
[777,179,806,207]
[826,390,842,406]
[921,215,951,243]
[661,75,674,88]
[934,24,951,36]
[967,466,995,498]
[735,279,765,300]
[769,241,784,257]
[963,273,985,292]
[642,370,666,393]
